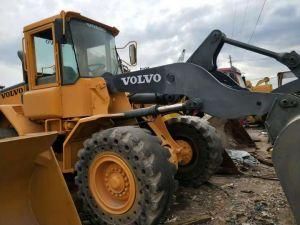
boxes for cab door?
[23,23,63,119]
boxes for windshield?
[69,19,121,77]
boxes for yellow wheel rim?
[88,152,136,215]
[176,140,193,166]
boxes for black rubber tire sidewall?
[166,116,223,187]
[75,126,176,225]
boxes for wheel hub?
[105,165,129,197]
[176,139,193,166]
[89,152,136,215]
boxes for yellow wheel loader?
[0,11,300,225]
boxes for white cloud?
[0,62,23,87]
[0,0,299,87]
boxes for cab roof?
[23,11,119,36]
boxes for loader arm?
[187,30,300,78]
[105,63,282,116]
[104,29,300,141]
[105,62,299,142]
[187,29,300,94]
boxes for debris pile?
[226,150,259,168]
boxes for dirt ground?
[165,127,296,225]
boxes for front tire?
[75,126,176,225]
[166,116,224,187]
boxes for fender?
[62,114,122,172]
[0,105,43,135]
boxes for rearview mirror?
[117,41,137,67]
[129,43,137,66]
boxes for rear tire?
[166,116,224,187]
[0,128,17,139]
[75,126,176,225]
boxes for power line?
[239,0,249,39]
[231,0,237,38]
[247,0,267,44]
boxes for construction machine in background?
[0,11,299,225]
[218,66,247,88]
[246,76,273,93]
[244,77,273,125]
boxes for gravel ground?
[165,127,296,225]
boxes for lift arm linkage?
[104,30,300,143]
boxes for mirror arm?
[116,41,137,50]
[116,41,137,66]
[120,59,136,67]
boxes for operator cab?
[18,11,136,119]
[22,11,137,90]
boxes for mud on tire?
[166,116,224,187]
[75,126,176,225]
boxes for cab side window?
[33,29,56,85]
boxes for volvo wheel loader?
[0,11,300,225]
